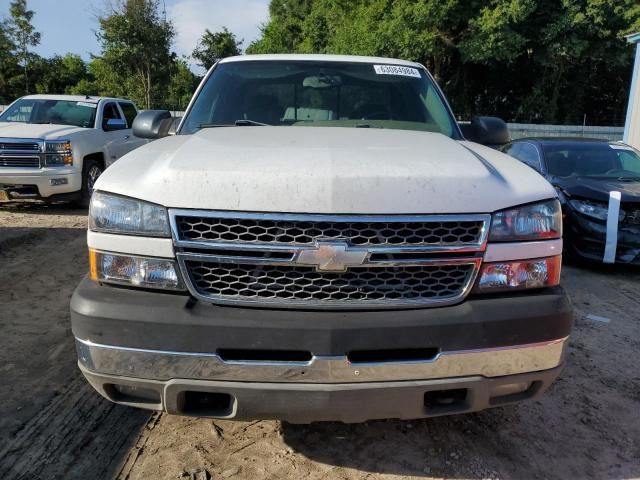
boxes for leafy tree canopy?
[96,0,176,109]
[192,27,243,71]
[2,0,639,124]
[167,58,199,110]
[248,0,640,124]
[7,0,40,94]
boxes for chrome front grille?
[186,261,477,304]
[0,138,43,168]
[170,210,490,309]
[176,215,485,246]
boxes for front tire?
[78,159,103,208]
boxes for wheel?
[78,159,103,208]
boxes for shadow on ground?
[0,200,86,216]
[0,218,150,480]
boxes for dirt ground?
[0,204,638,480]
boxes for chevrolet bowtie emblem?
[295,241,368,272]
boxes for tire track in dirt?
[0,376,149,480]
[0,207,150,480]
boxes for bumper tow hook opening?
[106,384,161,405]
[424,388,469,413]
[180,391,234,417]
[217,349,313,363]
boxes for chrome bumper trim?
[76,336,568,384]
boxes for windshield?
[543,143,640,179]
[0,99,97,128]
[181,60,457,136]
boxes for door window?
[118,102,138,128]
[102,102,122,130]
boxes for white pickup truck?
[71,54,573,423]
[0,94,146,206]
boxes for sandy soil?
[0,203,638,480]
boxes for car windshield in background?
[543,143,640,179]
[0,99,97,128]
[181,61,457,137]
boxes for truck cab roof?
[218,53,423,68]
[18,94,134,104]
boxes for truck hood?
[0,122,87,140]
[96,127,556,214]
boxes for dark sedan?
[501,138,640,264]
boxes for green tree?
[32,54,90,94]
[96,0,175,108]
[192,27,243,71]
[247,0,315,53]
[7,0,41,94]
[166,58,199,110]
[82,57,128,98]
[249,0,640,125]
[0,21,20,103]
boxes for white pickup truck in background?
[0,94,147,206]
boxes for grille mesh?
[186,261,475,304]
[0,142,40,151]
[0,156,40,168]
[176,216,484,246]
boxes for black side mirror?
[133,110,173,139]
[104,118,127,132]
[460,116,510,147]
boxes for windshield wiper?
[199,119,269,129]
[199,123,233,129]
[234,119,268,126]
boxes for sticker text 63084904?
[373,65,421,78]
[76,101,97,109]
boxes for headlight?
[89,250,184,290]
[474,256,561,293]
[569,199,625,222]
[489,200,562,242]
[89,192,170,237]
[44,140,73,166]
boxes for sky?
[0,0,270,66]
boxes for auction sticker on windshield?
[373,65,421,78]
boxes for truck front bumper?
[0,170,81,200]
[71,277,573,422]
